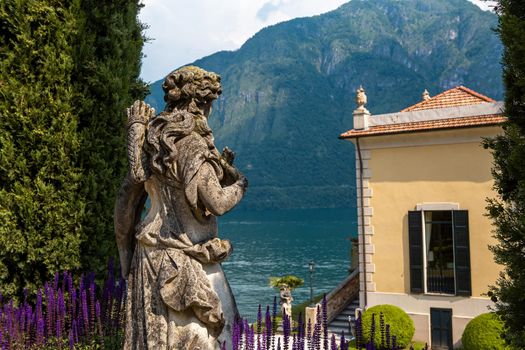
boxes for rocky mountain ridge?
[146,0,503,210]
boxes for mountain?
[146,0,503,210]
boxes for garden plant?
[461,312,507,350]
[361,304,415,349]
[0,262,428,350]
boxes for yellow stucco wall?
[366,129,501,297]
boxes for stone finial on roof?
[353,85,370,130]
[356,85,367,109]
[422,89,431,101]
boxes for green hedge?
[462,313,507,350]
[362,304,414,348]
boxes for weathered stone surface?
[115,66,247,349]
[279,285,293,320]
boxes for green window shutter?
[408,211,424,293]
[453,210,472,296]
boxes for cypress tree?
[0,0,146,299]
[73,0,147,276]
[0,0,84,298]
[484,0,525,346]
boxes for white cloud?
[139,0,498,82]
[139,0,348,82]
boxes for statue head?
[135,67,222,179]
[162,66,222,116]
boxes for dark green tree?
[484,0,525,346]
[73,0,148,277]
[0,0,146,299]
[0,0,84,298]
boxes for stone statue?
[279,285,293,320]
[115,66,248,350]
[356,85,367,108]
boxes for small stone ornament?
[115,66,247,349]
[280,285,293,321]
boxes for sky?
[138,0,497,83]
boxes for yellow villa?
[339,86,506,349]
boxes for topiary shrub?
[462,313,506,350]
[362,304,414,348]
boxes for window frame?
[408,205,471,296]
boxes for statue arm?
[196,162,247,216]
[114,173,147,278]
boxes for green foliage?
[146,0,503,211]
[32,333,123,349]
[73,0,147,278]
[269,275,304,290]
[362,304,414,348]
[483,0,525,347]
[461,313,507,350]
[0,0,84,299]
[0,0,145,300]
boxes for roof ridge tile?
[400,86,495,112]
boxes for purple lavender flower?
[379,312,385,348]
[89,279,96,336]
[45,282,54,338]
[265,305,271,350]
[25,304,33,338]
[322,295,328,350]
[81,289,89,338]
[37,317,45,345]
[56,315,62,344]
[313,324,321,350]
[314,305,321,350]
[72,319,78,344]
[248,325,255,350]
[272,296,277,348]
[356,311,363,349]
[330,334,336,350]
[297,312,303,340]
[257,304,262,335]
[285,313,292,350]
[370,313,376,345]
[306,318,312,350]
[57,289,65,336]
[385,324,391,349]
[232,320,238,350]
[95,300,103,339]
[339,332,348,350]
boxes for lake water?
[218,208,357,320]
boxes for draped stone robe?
[117,133,245,350]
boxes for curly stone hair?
[162,65,222,114]
[141,66,222,176]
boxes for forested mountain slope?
[146,0,503,210]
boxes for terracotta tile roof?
[400,86,496,112]
[339,115,506,139]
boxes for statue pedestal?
[305,306,318,328]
